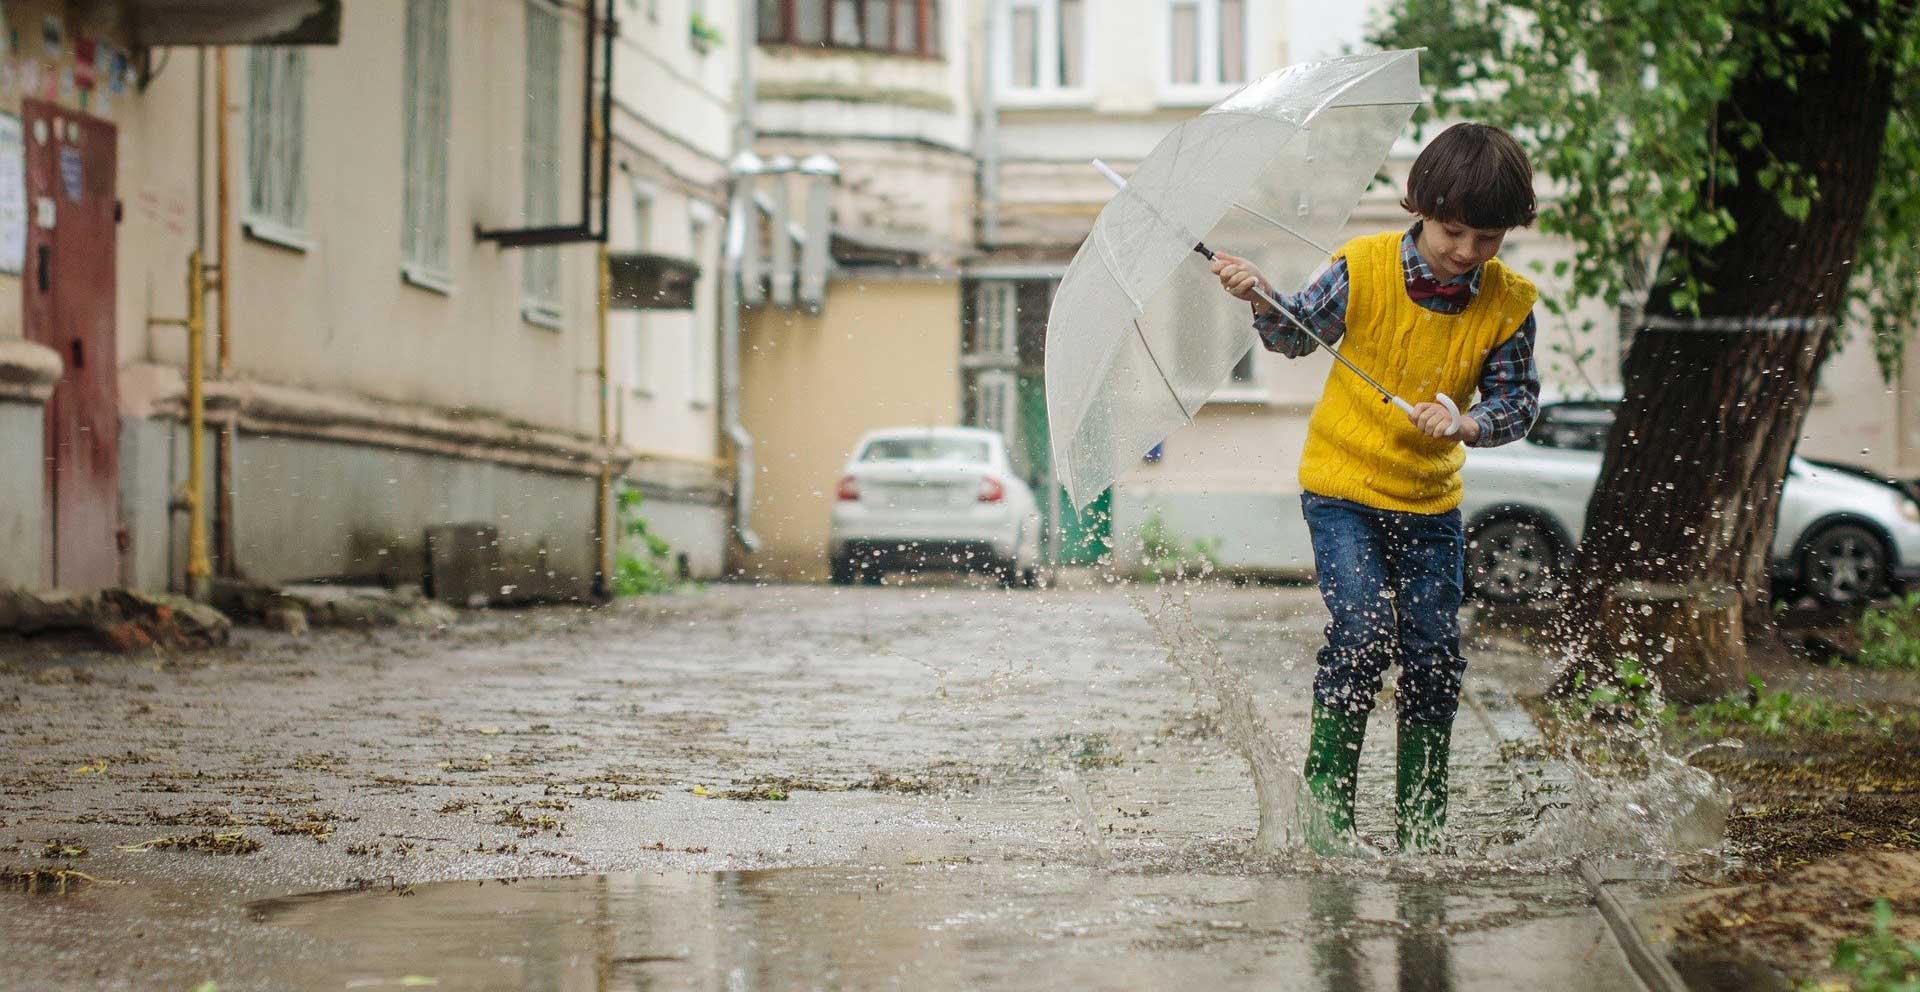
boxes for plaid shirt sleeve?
[1465,312,1541,448]
[1251,259,1348,358]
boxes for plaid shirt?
[1252,223,1540,448]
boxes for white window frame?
[402,0,452,292]
[1159,0,1249,106]
[243,47,308,251]
[688,198,716,408]
[629,186,655,395]
[996,0,1092,108]
[1211,333,1268,404]
[522,0,565,329]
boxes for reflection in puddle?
[250,866,1635,990]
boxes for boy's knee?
[1314,639,1397,715]
[1396,644,1467,723]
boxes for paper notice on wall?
[0,115,24,275]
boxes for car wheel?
[1018,567,1041,589]
[829,555,855,586]
[1466,518,1560,604]
[1799,522,1888,606]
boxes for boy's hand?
[1409,402,1480,444]
[1209,253,1271,312]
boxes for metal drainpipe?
[721,155,761,557]
[722,0,761,557]
[176,253,212,602]
[595,244,615,598]
[213,49,237,580]
[978,1,1000,247]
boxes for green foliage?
[613,485,677,597]
[1857,592,1920,671]
[1555,654,1665,727]
[689,12,724,51]
[1817,899,1920,992]
[1371,0,1920,378]
[1686,676,1864,736]
[1134,510,1220,581]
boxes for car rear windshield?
[1529,404,1616,451]
[859,437,990,464]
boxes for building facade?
[2,0,735,601]
[732,0,978,580]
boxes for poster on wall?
[0,114,22,275]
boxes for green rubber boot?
[1396,718,1453,853]
[1301,703,1369,855]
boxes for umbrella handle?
[1436,393,1463,435]
[1391,394,1465,437]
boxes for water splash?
[1498,663,1740,860]
[1131,586,1306,855]
[1055,769,1110,866]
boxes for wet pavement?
[0,582,1642,989]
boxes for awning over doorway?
[125,0,341,46]
[608,253,702,311]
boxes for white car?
[828,427,1043,587]
[1460,398,1920,605]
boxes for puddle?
[248,865,1642,991]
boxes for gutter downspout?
[978,1,1000,248]
[721,0,760,556]
[213,49,237,579]
[595,245,614,597]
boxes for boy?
[1209,122,1541,854]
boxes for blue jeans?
[1301,493,1466,724]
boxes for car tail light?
[836,475,861,502]
[977,476,1006,503]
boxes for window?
[1003,0,1085,95]
[688,203,715,406]
[1526,402,1617,451]
[1165,0,1246,94]
[403,0,451,286]
[244,48,306,244]
[859,436,990,464]
[759,0,941,56]
[630,189,653,392]
[523,0,563,324]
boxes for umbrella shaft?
[1246,280,1404,409]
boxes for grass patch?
[116,831,263,855]
[1813,899,1920,991]
[1858,592,1920,671]
[1681,677,1909,738]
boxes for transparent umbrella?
[1045,49,1426,511]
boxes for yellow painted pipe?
[596,244,614,598]
[185,250,211,600]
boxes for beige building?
[732,0,978,581]
[1,0,734,600]
[0,0,344,592]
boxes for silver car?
[1459,399,1920,604]
[828,427,1043,587]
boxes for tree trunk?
[1563,1,1900,701]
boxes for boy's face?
[1418,218,1509,282]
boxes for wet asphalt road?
[0,581,1640,990]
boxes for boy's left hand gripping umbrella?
[1043,49,1427,512]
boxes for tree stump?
[1598,581,1746,704]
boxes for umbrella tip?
[1090,159,1126,190]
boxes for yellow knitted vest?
[1297,231,1537,514]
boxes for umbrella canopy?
[1045,50,1425,512]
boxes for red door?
[22,100,120,589]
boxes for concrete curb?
[1463,677,1688,992]
[1579,858,1690,992]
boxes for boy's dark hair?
[1400,123,1537,229]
